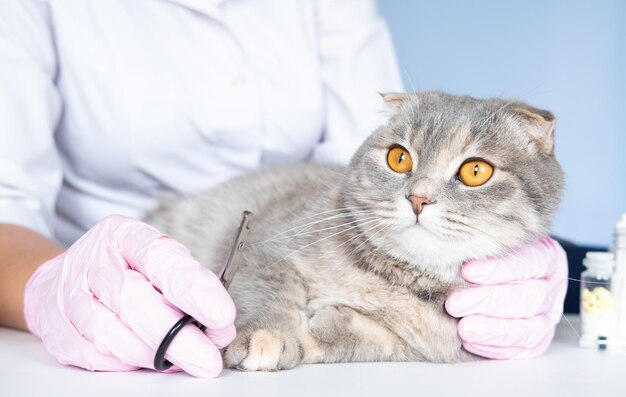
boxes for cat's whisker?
[340,221,386,256]
[254,216,375,249]
[344,223,392,260]
[428,219,474,241]
[375,223,394,252]
[260,218,381,272]
[334,223,379,253]
[251,216,359,246]
[334,218,397,254]
[568,277,605,285]
[251,208,375,244]
[279,205,371,224]
[436,215,522,279]
[442,213,521,254]
[274,205,372,228]
[280,210,376,237]
[561,313,580,338]
[334,224,367,248]
[253,215,379,246]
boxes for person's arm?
[0,224,64,330]
[0,1,64,239]
[0,0,64,329]
[311,0,404,164]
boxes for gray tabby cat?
[145,91,563,371]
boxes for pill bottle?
[580,252,616,341]
[614,214,626,336]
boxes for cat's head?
[342,91,564,282]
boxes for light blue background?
[378,0,626,247]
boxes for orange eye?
[458,159,494,187]
[387,146,413,173]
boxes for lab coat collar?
[158,0,227,18]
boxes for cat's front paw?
[224,328,303,371]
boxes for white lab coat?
[0,0,402,246]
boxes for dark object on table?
[554,237,609,314]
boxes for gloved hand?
[24,215,236,377]
[445,237,568,359]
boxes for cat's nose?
[407,195,434,216]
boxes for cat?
[144,91,564,371]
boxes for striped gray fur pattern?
[144,91,564,371]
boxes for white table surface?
[2,315,625,397]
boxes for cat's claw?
[224,328,303,371]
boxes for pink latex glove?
[445,237,568,359]
[24,215,236,377]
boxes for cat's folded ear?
[379,92,408,116]
[508,103,556,155]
